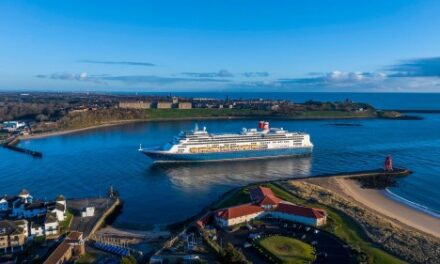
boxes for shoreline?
[20,113,400,140]
[335,178,440,238]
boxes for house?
[12,201,46,219]
[215,203,264,228]
[44,213,59,237]
[30,222,44,237]
[47,202,66,221]
[43,231,85,264]
[0,220,26,253]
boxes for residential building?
[43,232,85,264]
[119,100,151,109]
[0,220,26,253]
[44,213,59,237]
[178,102,192,109]
[30,222,44,237]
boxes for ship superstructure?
[140,121,313,162]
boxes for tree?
[219,243,250,264]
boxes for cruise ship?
[139,121,313,163]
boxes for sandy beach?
[19,119,149,140]
[336,178,440,238]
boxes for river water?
[0,93,439,229]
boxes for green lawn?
[258,235,315,264]
[213,183,406,264]
[59,210,74,234]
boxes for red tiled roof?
[43,241,72,264]
[249,186,275,202]
[259,195,283,206]
[275,202,326,219]
[216,203,263,220]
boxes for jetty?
[67,196,121,239]
[286,168,411,182]
[1,136,43,157]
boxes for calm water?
[1,93,439,229]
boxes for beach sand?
[336,178,440,238]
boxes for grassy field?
[213,183,405,264]
[258,235,315,264]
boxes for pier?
[67,197,121,239]
[1,136,43,157]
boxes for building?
[30,222,44,237]
[2,121,25,132]
[0,220,26,253]
[43,232,85,264]
[249,186,282,210]
[271,202,327,226]
[213,186,327,228]
[119,100,151,109]
[44,213,60,237]
[215,203,264,228]
[178,102,192,109]
[81,207,94,217]
[157,101,173,109]
[2,190,67,240]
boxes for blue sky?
[1,0,440,92]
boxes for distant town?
[0,92,391,142]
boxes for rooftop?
[274,202,326,219]
[216,203,263,220]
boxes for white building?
[13,220,29,238]
[30,222,44,237]
[81,207,94,217]
[2,121,25,132]
[270,202,327,227]
[44,213,59,237]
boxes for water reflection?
[148,157,312,189]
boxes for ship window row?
[184,136,304,142]
[180,139,303,145]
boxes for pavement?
[68,197,117,238]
